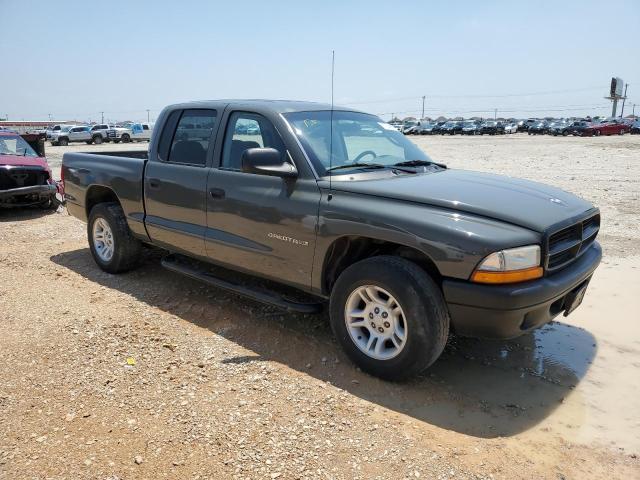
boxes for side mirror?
[241,148,297,178]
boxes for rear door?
[204,109,321,290]
[144,108,220,258]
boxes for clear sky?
[1,0,638,122]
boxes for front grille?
[546,213,600,271]
[0,166,49,190]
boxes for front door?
[144,108,219,258]
[205,111,320,290]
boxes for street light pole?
[421,96,425,119]
[146,109,150,122]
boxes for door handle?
[148,178,161,189]
[209,188,225,199]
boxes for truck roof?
[168,99,366,115]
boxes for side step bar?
[161,254,324,314]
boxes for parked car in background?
[417,122,437,135]
[46,124,64,140]
[549,121,571,136]
[402,120,419,135]
[50,125,92,146]
[461,121,479,135]
[1,131,61,208]
[630,120,640,134]
[106,125,133,143]
[130,123,154,142]
[504,122,518,134]
[89,124,114,144]
[568,121,591,136]
[582,119,630,136]
[479,121,498,135]
[528,121,548,135]
[441,121,462,135]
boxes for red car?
[0,131,61,208]
[582,119,631,136]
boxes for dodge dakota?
[62,100,601,380]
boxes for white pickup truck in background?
[106,122,154,143]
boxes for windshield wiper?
[393,160,447,169]
[326,163,387,172]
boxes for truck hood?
[332,169,594,232]
[0,154,49,168]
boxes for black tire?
[93,135,103,144]
[594,130,600,136]
[88,202,142,274]
[39,195,61,210]
[58,137,69,146]
[121,134,131,143]
[329,256,450,381]
[619,129,625,136]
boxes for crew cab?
[1,131,61,208]
[62,100,602,380]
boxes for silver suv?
[50,125,92,146]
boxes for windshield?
[0,134,39,157]
[283,111,432,175]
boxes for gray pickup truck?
[62,100,601,380]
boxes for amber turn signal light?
[471,266,543,284]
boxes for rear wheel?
[619,129,625,135]
[330,256,449,381]
[88,202,142,273]
[594,130,601,136]
[93,135,103,144]
[121,134,131,143]
[58,137,69,146]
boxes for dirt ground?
[1,134,639,479]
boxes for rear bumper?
[442,242,602,339]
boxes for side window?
[158,109,217,165]
[142,124,149,130]
[221,112,285,170]
[168,110,217,166]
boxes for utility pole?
[146,109,150,122]
[632,103,636,118]
[48,113,52,122]
[421,96,425,119]
[494,108,497,120]
[100,111,104,123]
[620,84,629,118]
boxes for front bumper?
[0,184,58,206]
[442,242,602,339]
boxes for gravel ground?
[1,134,639,479]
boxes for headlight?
[471,245,542,284]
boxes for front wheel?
[330,256,449,381]
[88,202,142,273]
[93,135,103,144]
[121,134,131,143]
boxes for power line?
[343,86,604,106]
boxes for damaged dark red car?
[0,131,62,209]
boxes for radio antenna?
[329,50,335,193]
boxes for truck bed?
[62,151,149,239]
